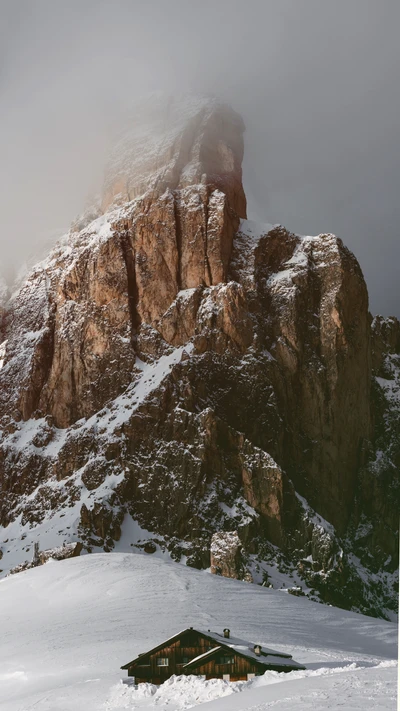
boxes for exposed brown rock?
[210,531,251,580]
[0,95,397,618]
[240,442,289,548]
[194,282,254,354]
[157,288,203,346]
[236,227,372,529]
[0,99,246,428]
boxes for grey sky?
[1,0,399,315]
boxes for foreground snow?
[0,553,397,710]
[105,663,397,710]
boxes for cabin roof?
[182,645,222,668]
[184,631,304,670]
[121,627,305,671]
[196,628,295,663]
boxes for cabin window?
[247,673,255,680]
[156,657,169,666]
[218,656,234,665]
[181,656,190,664]
[223,674,230,681]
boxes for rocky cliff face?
[349,317,400,574]
[0,95,397,619]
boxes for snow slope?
[196,664,397,711]
[0,553,397,710]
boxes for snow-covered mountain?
[0,553,397,710]
[0,94,398,620]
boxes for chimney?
[254,644,262,656]
[223,628,230,639]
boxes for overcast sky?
[1,0,399,315]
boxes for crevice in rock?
[0,304,8,346]
[119,228,140,343]
[204,189,212,285]
[22,303,57,421]
[205,254,212,286]
[168,109,207,192]
[173,196,183,291]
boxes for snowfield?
[0,552,397,710]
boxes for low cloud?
[1,0,399,315]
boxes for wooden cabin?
[121,627,306,684]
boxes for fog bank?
[1,1,399,315]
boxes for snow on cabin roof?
[183,645,303,671]
[197,629,292,660]
[182,646,223,668]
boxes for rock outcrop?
[210,531,252,581]
[0,95,397,619]
[0,96,246,429]
[8,542,82,575]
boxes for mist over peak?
[1,1,400,315]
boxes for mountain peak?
[0,95,398,621]
[101,93,247,218]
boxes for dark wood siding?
[129,631,217,683]
[191,650,264,681]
